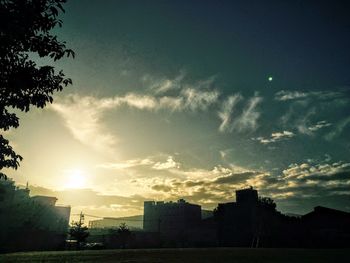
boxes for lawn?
[1,248,349,263]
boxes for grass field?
[1,248,349,263]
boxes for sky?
[4,0,350,221]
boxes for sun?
[65,169,86,189]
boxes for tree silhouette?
[258,197,277,211]
[0,0,74,179]
[117,222,131,249]
[69,213,89,250]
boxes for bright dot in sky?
[268,76,273,82]
[65,169,86,189]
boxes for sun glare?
[65,169,86,189]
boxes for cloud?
[144,170,271,207]
[97,154,271,205]
[278,88,349,139]
[98,155,180,172]
[181,88,219,111]
[307,120,332,132]
[256,161,350,205]
[279,98,333,136]
[142,71,185,94]
[325,117,350,140]
[51,74,221,152]
[294,108,316,135]
[253,130,295,144]
[275,90,343,101]
[28,155,350,214]
[218,94,243,132]
[235,94,263,132]
[275,90,308,101]
[298,119,332,136]
[142,158,350,208]
[152,156,180,170]
[96,158,154,169]
[280,162,350,188]
[151,184,173,192]
[119,94,158,109]
[129,162,271,208]
[218,93,262,133]
[284,108,332,136]
[51,95,118,154]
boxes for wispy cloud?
[181,88,219,111]
[51,74,221,152]
[51,95,118,154]
[142,71,186,94]
[297,118,332,136]
[253,131,295,144]
[218,94,243,132]
[96,158,154,169]
[97,155,180,171]
[218,93,263,133]
[275,90,308,101]
[307,120,332,132]
[325,117,350,141]
[275,90,344,101]
[235,94,263,132]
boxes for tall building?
[143,199,201,237]
[216,187,306,248]
[216,187,260,247]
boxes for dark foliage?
[105,223,132,249]
[69,217,89,249]
[117,222,132,248]
[0,0,74,179]
[258,197,277,211]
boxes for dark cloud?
[151,184,172,192]
[213,172,258,184]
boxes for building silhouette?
[301,206,350,248]
[215,187,350,248]
[215,187,261,247]
[31,195,71,232]
[143,199,201,245]
[0,179,71,252]
[139,187,350,248]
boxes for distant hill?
[285,213,302,218]
[89,215,143,229]
[104,215,143,221]
[202,210,214,219]
[89,211,214,230]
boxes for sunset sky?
[4,0,350,221]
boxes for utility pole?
[79,211,85,226]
